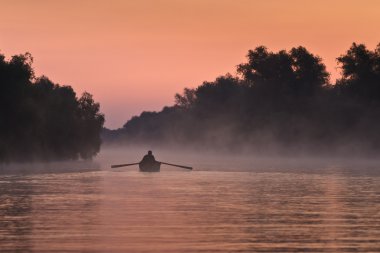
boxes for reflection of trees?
[0,177,33,252]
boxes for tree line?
[104,43,380,156]
[0,52,104,162]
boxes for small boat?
[111,152,192,171]
[139,161,161,172]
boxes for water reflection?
[0,169,379,252]
[0,172,102,253]
[97,171,380,252]
[0,176,33,252]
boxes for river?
[1,160,380,252]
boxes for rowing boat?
[139,161,161,172]
[111,160,192,171]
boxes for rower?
[139,150,161,172]
[111,151,192,170]
[140,150,156,164]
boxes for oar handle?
[111,162,139,168]
[160,162,192,170]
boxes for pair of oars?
[111,161,192,170]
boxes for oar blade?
[111,164,124,168]
[176,165,192,170]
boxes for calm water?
[1,165,380,252]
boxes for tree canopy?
[0,52,104,162]
[104,43,380,156]
[336,43,380,100]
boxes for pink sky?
[1,0,380,128]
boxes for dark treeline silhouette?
[0,52,104,162]
[104,43,380,156]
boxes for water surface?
[1,166,380,252]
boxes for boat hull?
[139,161,161,172]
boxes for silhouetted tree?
[0,52,104,162]
[77,92,105,159]
[174,88,196,109]
[336,43,380,101]
[237,46,329,96]
[103,43,380,156]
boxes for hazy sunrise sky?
[1,0,379,128]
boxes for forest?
[0,52,104,162]
[2,43,380,161]
[104,43,380,156]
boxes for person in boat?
[140,150,160,171]
[141,150,156,164]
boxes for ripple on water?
[0,170,379,252]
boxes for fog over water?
[2,145,380,175]
[99,146,380,175]
[1,147,380,252]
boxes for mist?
[103,43,380,161]
[3,43,380,172]
[96,144,380,176]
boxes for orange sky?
[1,0,380,128]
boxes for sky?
[1,0,380,129]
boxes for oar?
[159,162,192,170]
[111,162,139,168]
